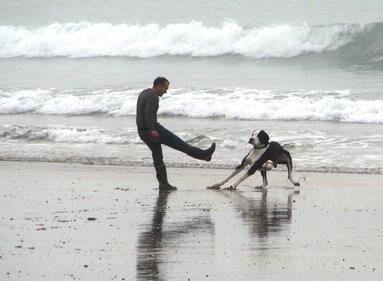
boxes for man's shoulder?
[141,88,154,94]
[140,88,158,98]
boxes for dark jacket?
[136,88,159,131]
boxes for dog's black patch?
[258,130,269,145]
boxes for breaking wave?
[0,21,382,61]
[1,88,383,124]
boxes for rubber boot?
[155,165,177,191]
[187,142,216,161]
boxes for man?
[136,77,216,191]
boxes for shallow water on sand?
[1,114,382,174]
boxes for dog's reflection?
[136,191,213,281]
[221,189,297,238]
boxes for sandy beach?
[0,161,382,281]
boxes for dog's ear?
[258,130,269,145]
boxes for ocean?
[1,0,383,174]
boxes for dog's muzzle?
[248,138,254,144]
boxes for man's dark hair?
[153,77,169,87]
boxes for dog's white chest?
[247,147,267,164]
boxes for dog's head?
[248,130,269,148]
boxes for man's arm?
[145,95,159,140]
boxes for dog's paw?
[223,185,236,191]
[207,184,221,190]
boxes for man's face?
[157,82,169,96]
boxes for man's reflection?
[136,191,169,281]
[136,191,214,281]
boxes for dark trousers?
[138,124,206,167]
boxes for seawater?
[1,0,382,174]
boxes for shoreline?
[0,159,381,176]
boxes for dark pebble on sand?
[114,187,130,191]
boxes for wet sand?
[0,161,382,281]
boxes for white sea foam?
[1,88,383,123]
[157,89,383,123]
[0,124,141,144]
[0,88,137,115]
[0,21,369,58]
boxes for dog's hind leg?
[255,170,268,189]
[284,151,300,187]
[287,167,300,187]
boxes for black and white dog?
[207,130,300,190]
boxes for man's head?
[152,77,169,97]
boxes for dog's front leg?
[227,172,251,190]
[228,160,262,190]
[207,166,245,190]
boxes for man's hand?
[149,130,160,142]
